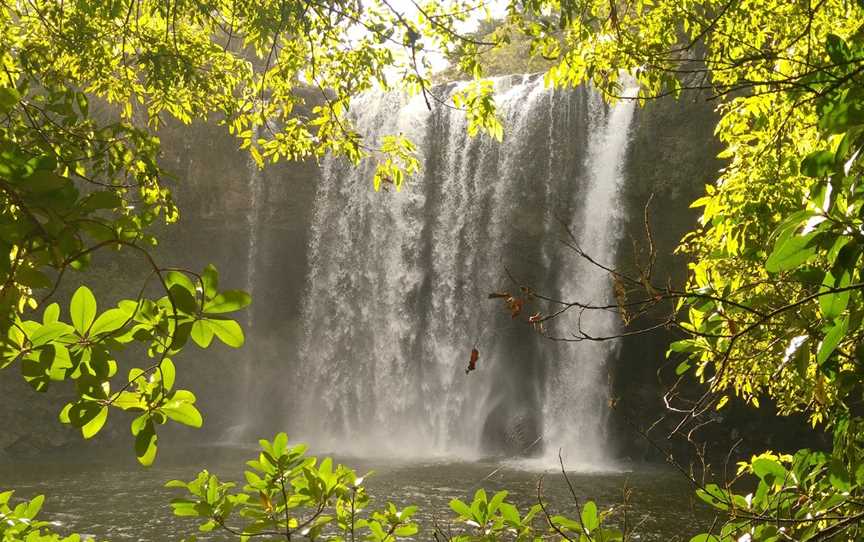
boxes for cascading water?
[224,127,264,442]
[292,75,637,466]
[539,86,637,468]
[245,127,264,330]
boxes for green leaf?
[668,339,696,353]
[29,321,73,347]
[162,401,203,428]
[190,320,214,348]
[43,302,60,324]
[819,268,851,320]
[765,232,819,273]
[168,283,199,315]
[819,88,864,133]
[675,360,691,375]
[47,344,72,378]
[130,413,149,436]
[0,86,21,115]
[499,502,520,525]
[689,536,721,542]
[70,286,97,334]
[111,391,145,410]
[134,419,158,466]
[752,458,786,486]
[203,290,251,314]
[207,319,245,347]
[59,403,72,424]
[488,490,507,515]
[166,270,196,293]
[68,401,102,428]
[800,150,836,178]
[449,498,473,519]
[24,170,67,193]
[828,459,851,491]
[81,191,121,210]
[159,358,176,391]
[818,315,848,364]
[580,501,598,531]
[695,484,728,510]
[90,308,130,335]
[82,406,108,439]
[551,514,582,532]
[25,494,44,519]
[393,524,418,537]
[201,265,219,298]
[826,34,852,65]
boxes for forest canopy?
[2,0,864,540]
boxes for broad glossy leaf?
[29,321,73,347]
[90,308,130,335]
[82,406,108,439]
[819,268,851,320]
[166,271,196,292]
[159,359,176,391]
[190,320,214,348]
[168,283,198,315]
[449,498,472,519]
[70,286,97,334]
[828,458,851,491]
[752,458,786,486]
[819,88,864,133]
[499,502,520,525]
[201,265,219,298]
[580,500,599,531]
[68,401,102,428]
[162,402,203,428]
[818,316,848,363]
[765,232,819,273]
[826,34,852,65]
[81,191,121,210]
[551,514,582,532]
[393,524,418,537]
[800,150,836,178]
[207,318,244,347]
[42,303,60,324]
[135,420,158,466]
[488,490,507,515]
[203,290,251,314]
[112,391,145,410]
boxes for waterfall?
[540,86,637,469]
[245,128,264,330]
[292,75,637,465]
[224,127,264,443]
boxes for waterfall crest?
[292,75,636,466]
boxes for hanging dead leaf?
[465,348,480,374]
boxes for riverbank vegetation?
[2,0,864,540]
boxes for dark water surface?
[0,446,714,540]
